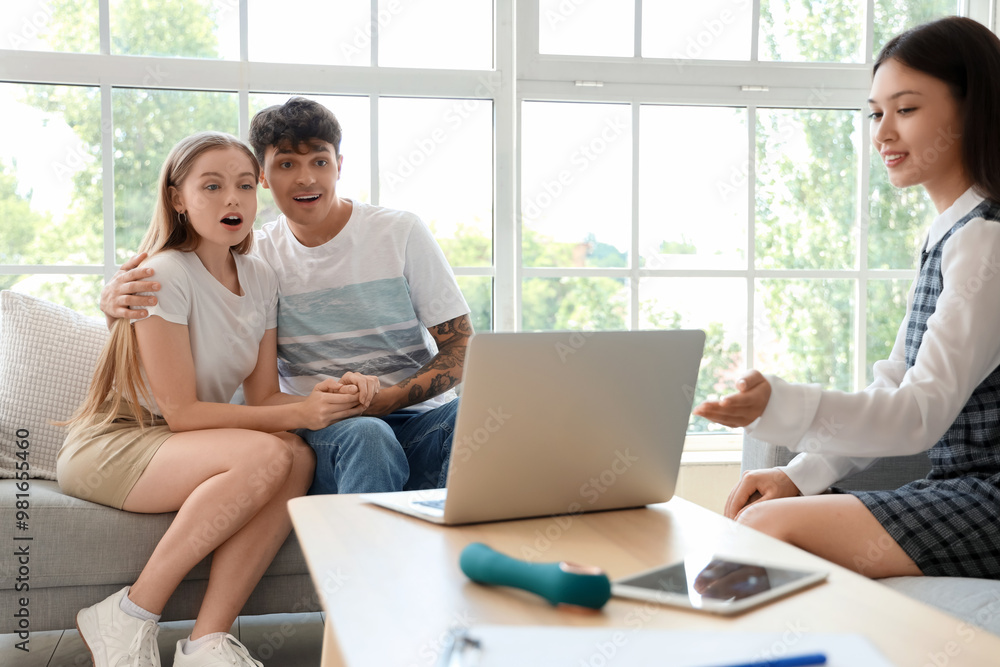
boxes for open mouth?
[221,215,243,227]
[293,194,321,203]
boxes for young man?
[102,97,472,494]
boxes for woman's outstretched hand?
[693,370,772,428]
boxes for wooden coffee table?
[288,494,1000,666]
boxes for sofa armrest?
[740,434,795,471]
[741,433,931,492]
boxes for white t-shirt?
[254,201,470,412]
[134,249,279,414]
[746,188,1000,494]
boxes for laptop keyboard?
[412,498,446,510]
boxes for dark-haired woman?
[695,16,1000,580]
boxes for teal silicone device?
[459,542,612,609]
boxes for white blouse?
[745,187,1000,495]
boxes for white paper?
[452,627,893,667]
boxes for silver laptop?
[362,329,705,525]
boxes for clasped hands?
[299,372,381,431]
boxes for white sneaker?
[172,633,264,666]
[76,587,161,667]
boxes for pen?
[436,627,481,667]
[704,652,827,667]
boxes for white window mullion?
[630,0,641,333]
[857,0,874,389]
[965,0,995,27]
[517,0,541,78]
[99,0,110,55]
[370,0,379,68]
[238,88,249,142]
[495,0,518,332]
[640,269,751,279]
[857,112,871,391]
[633,0,642,59]
[751,0,762,61]
[101,82,116,282]
[514,2,537,332]
[746,105,757,374]
[521,59,870,93]
[0,265,104,275]
[370,95,380,206]
[630,100,640,331]
[523,268,632,278]
[514,94,524,331]
[238,0,249,140]
[99,0,113,278]
[369,0,380,207]
[865,0,876,64]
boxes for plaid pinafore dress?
[850,200,1000,578]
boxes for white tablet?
[612,555,828,615]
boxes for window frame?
[0,0,513,316]
[0,0,997,451]
[515,0,994,449]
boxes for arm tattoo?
[432,316,473,340]
[407,384,426,404]
[395,315,471,399]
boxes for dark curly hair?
[875,17,1000,204]
[248,97,343,166]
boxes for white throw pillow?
[0,291,108,480]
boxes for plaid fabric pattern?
[851,200,1000,578]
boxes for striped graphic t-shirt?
[254,201,470,412]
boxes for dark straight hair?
[875,16,1000,204]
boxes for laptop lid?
[441,330,705,524]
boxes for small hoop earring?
[178,211,188,225]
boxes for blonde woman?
[58,131,377,667]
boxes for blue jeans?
[302,398,458,495]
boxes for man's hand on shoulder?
[100,253,161,325]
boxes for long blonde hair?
[68,132,260,428]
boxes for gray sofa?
[0,480,320,634]
[743,434,1000,637]
[0,290,320,635]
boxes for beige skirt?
[57,402,175,510]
